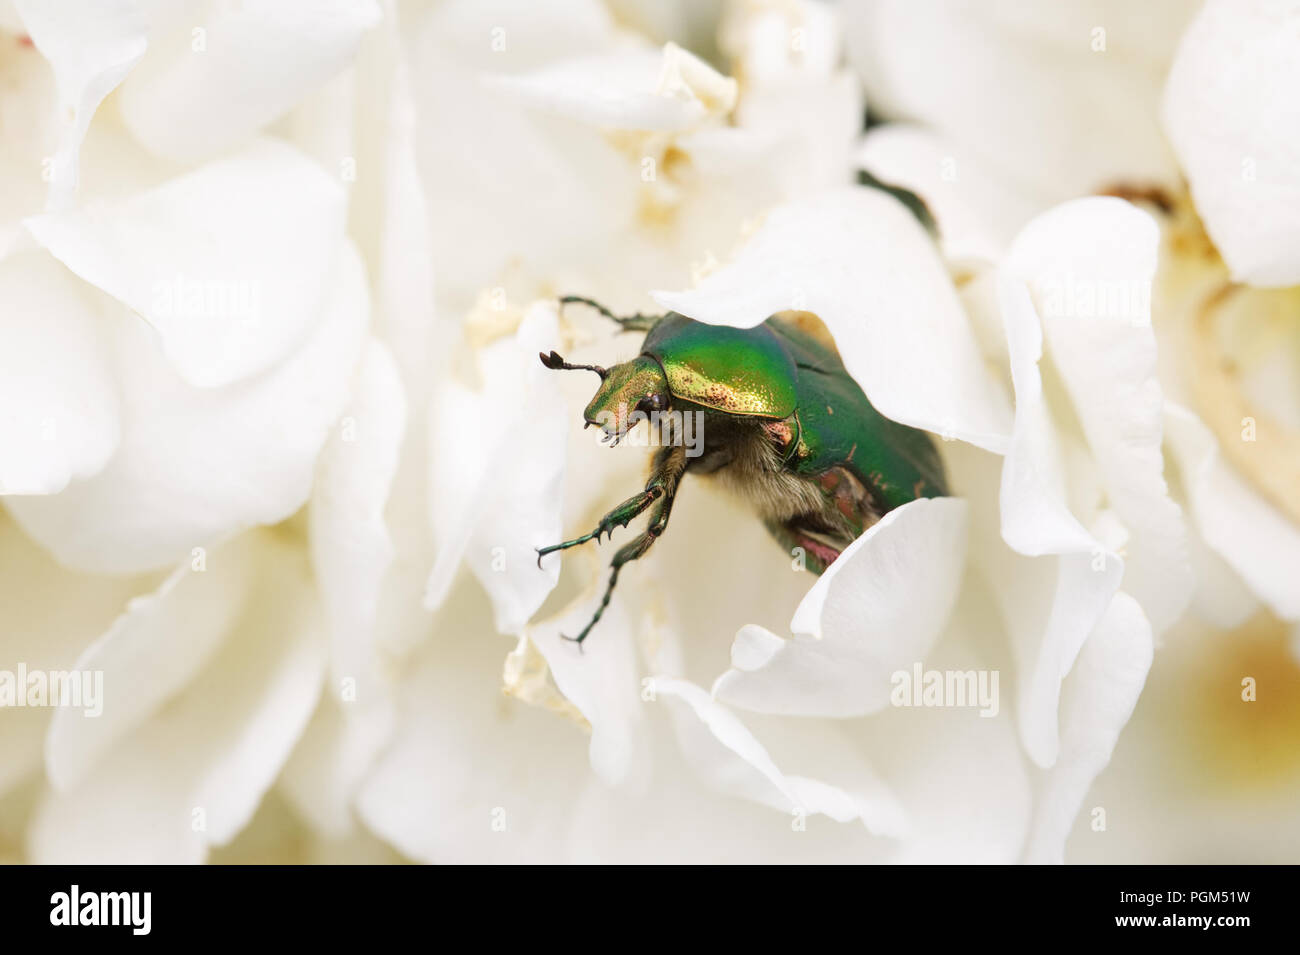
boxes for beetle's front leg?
[534,485,664,566]
[535,446,686,566]
[560,446,686,647]
[562,485,678,647]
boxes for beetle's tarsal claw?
[536,542,569,566]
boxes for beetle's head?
[539,350,669,444]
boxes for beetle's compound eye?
[637,393,666,415]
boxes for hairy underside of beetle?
[690,412,880,574]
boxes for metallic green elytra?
[642,315,798,418]
[537,296,948,646]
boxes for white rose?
[2,0,1294,866]
[845,0,1300,859]
[360,2,1189,865]
[0,0,411,862]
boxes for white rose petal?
[1183,521,1261,630]
[32,747,206,864]
[600,0,717,54]
[278,692,395,838]
[310,339,406,699]
[367,0,437,382]
[285,339,405,839]
[654,676,907,837]
[1164,404,1300,622]
[25,138,349,388]
[0,511,149,798]
[732,63,863,198]
[1023,591,1153,864]
[0,35,58,239]
[844,0,1190,205]
[993,281,1123,768]
[28,536,326,863]
[721,0,841,84]
[356,609,590,864]
[488,44,735,132]
[562,752,886,863]
[407,0,632,308]
[424,303,566,634]
[12,0,147,210]
[342,1,441,666]
[0,253,120,495]
[118,0,380,162]
[848,572,1033,864]
[855,688,1032,863]
[1006,198,1191,634]
[525,584,647,787]
[0,1,25,33]
[418,0,614,71]
[6,241,369,573]
[44,533,259,791]
[713,496,969,718]
[1163,0,1300,287]
[855,124,1041,265]
[653,188,1014,452]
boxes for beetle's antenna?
[538,349,607,379]
[558,296,661,332]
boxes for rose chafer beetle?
[538,296,948,645]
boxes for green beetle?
[538,295,948,645]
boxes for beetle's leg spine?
[562,490,675,645]
[561,564,622,648]
[535,485,665,566]
[559,446,686,645]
